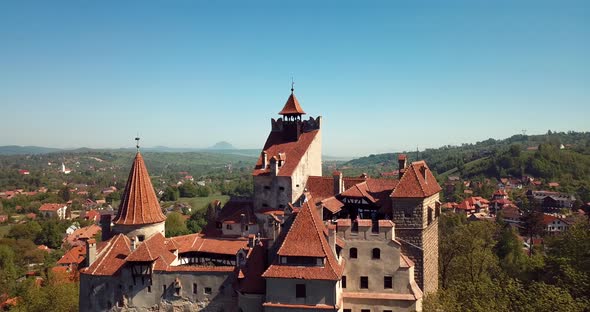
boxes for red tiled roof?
[278,93,306,115]
[252,130,320,177]
[113,152,166,225]
[321,197,345,214]
[263,200,343,280]
[391,161,441,198]
[57,246,86,266]
[39,203,65,212]
[64,224,101,247]
[170,233,249,255]
[82,234,131,276]
[217,199,256,225]
[542,214,558,225]
[84,210,100,222]
[238,242,267,294]
[304,176,365,206]
[126,232,175,267]
[494,189,508,196]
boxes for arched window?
[349,248,358,259]
[372,248,380,259]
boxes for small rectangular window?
[226,224,232,230]
[360,276,368,289]
[147,286,151,293]
[279,186,285,191]
[163,285,166,293]
[204,287,212,295]
[193,283,197,294]
[384,276,393,289]
[344,310,352,312]
[342,276,347,288]
[296,284,306,298]
[361,309,370,312]
[264,186,271,190]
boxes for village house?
[39,203,68,220]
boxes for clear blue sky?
[1,1,588,156]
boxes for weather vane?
[291,75,295,94]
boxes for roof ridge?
[412,164,426,195]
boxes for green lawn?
[0,224,13,238]
[164,194,230,212]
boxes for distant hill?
[0,145,64,155]
[210,141,235,150]
[341,132,590,177]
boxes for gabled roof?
[57,246,86,266]
[262,200,343,280]
[39,203,66,211]
[305,175,365,205]
[391,161,441,198]
[113,152,166,225]
[216,199,256,225]
[126,232,175,266]
[82,234,131,276]
[252,130,320,177]
[278,93,306,116]
[170,233,249,255]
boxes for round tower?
[112,151,166,240]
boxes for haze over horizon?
[1,1,588,157]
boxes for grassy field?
[164,194,230,212]
[0,224,13,238]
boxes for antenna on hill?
[135,135,140,152]
[522,129,527,136]
[416,146,419,161]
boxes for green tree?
[7,221,42,241]
[179,183,198,198]
[58,186,70,203]
[0,245,18,295]
[165,212,189,237]
[161,186,179,202]
[187,210,208,234]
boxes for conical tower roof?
[278,92,306,116]
[113,152,166,225]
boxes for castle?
[79,88,441,312]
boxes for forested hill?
[341,132,590,198]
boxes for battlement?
[334,219,395,241]
[271,116,321,133]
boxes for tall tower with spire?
[252,87,322,236]
[111,139,166,241]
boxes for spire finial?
[291,76,295,94]
[135,135,140,152]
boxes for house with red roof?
[39,203,68,220]
[542,214,571,233]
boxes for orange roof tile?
[263,200,343,280]
[217,199,256,225]
[304,176,365,206]
[278,93,306,115]
[57,246,86,266]
[252,130,320,177]
[82,234,131,276]
[391,161,441,198]
[39,203,66,211]
[113,152,166,225]
[170,233,249,255]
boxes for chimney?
[327,223,337,257]
[398,154,407,179]
[240,213,247,237]
[130,237,137,251]
[333,171,343,195]
[262,151,268,169]
[270,156,279,176]
[420,166,428,183]
[100,214,112,241]
[86,238,97,267]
